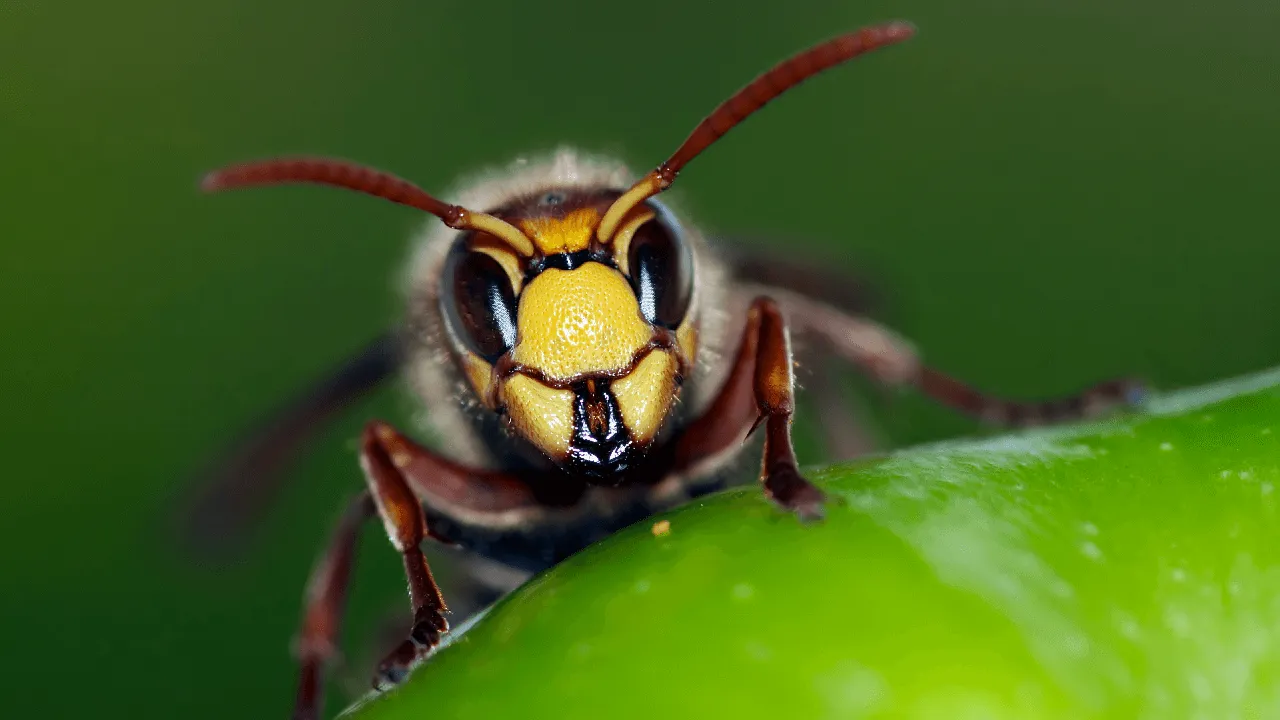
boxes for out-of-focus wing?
[181,330,403,556]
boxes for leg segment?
[762,286,1144,426]
[359,420,580,686]
[674,297,825,519]
[293,493,374,720]
[357,424,451,690]
[291,420,559,720]
[754,301,827,519]
[916,368,1143,425]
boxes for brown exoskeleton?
[192,22,1143,719]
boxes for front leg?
[291,420,554,720]
[753,299,828,519]
[358,423,450,689]
[674,297,825,519]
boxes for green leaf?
[344,369,1280,719]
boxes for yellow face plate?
[510,263,652,382]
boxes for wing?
[713,236,881,317]
[181,330,404,556]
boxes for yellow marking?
[471,242,523,295]
[502,374,574,459]
[461,211,535,257]
[598,170,666,243]
[518,208,600,256]
[611,350,679,446]
[460,353,494,408]
[676,319,699,367]
[511,264,652,382]
[651,519,671,537]
[610,208,656,276]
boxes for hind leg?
[768,287,1145,426]
[292,493,374,720]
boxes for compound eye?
[441,243,519,362]
[627,215,693,329]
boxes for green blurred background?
[3,0,1278,717]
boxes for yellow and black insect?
[192,21,1141,720]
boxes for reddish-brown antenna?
[201,157,535,256]
[598,21,917,242]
